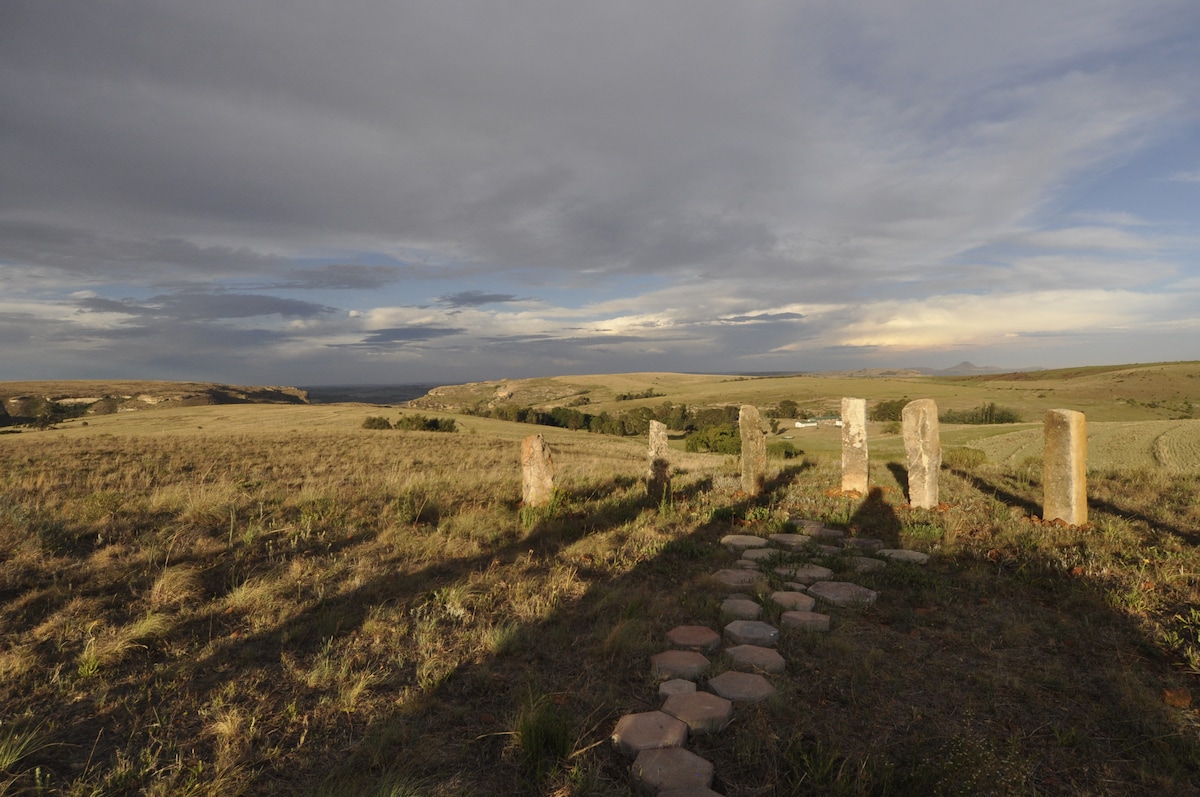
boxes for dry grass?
[1,397,1199,795]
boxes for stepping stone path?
[770,591,816,612]
[614,518,931,794]
[720,596,762,621]
[667,625,722,651]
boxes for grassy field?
[2,372,1200,795]
[408,361,1200,424]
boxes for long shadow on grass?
[308,478,786,794]
[950,468,1042,517]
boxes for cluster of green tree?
[684,423,741,454]
[767,399,800,419]
[362,414,458,432]
[465,400,744,440]
[870,398,1021,425]
[869,398,910,422]
[613,388,666,401]
[939,403,1021,424]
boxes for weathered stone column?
[648,420,671,501]
[841,397,868,494]
[902,399,941,509]
[520,433,555,507]
[739,405,766,496]
[1043,409,1087,525]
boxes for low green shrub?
[394,414,457,432]
[362,416,392,430]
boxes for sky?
[2,1,1199,386]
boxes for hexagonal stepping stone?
[720,534,769,551]
[774,564,833,584]
[809,526,845,540]
[720,597,762,621]
[724,619,779,647]
[741,547,778,561]
[780,610,831,632]
[659,788,726,797]
[652,650,711,680]
[666,625,722,651]
[661,691,733,734]
[725,644,785,674]
[632,747,714,793]
[710,569,765,589]
[879,548,930,564]
[612,711,688,758]
[768,532,812,549]
[770,590,816,611]
[659,679,697,698]
[808,581,878,608]
[842,537,884,552]
[849,556,886,574]
[709,670,776,704]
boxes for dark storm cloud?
[336,326,466,350]
[438,291,526,308]
[272,265,406,291]
[719,312,806,324]
[2,1,1199,383]
[75,293,335,320]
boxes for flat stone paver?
[770,591,816,611]
[741,547,777,561]
[849,556,886,574]
[632,747,715,793]
[724,620,780,647]
[767,533,812,549]
[708,671,776,704]
[666,625,722,651]
[725,644,785,674]
[774,564,833,583]
[809,526,845,540]
[814,544,843,556]
[659,679,697,698]
[662,691,734,734]
[720,534,769,551]
[879,548,930,564]
[659,788,726,797]
[720,597,762,621]
[652,650,711,680]
[612,711,688,757]
[710,569,765,589]
[733,559,760,570]
[808,581,878,608]
[842,537,884,552]
[780,610,831,632]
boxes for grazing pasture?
[1,368,1199,795]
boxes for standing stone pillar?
[1043,409,1087,525]
[739,405,766,496]
[648,420,671,501]
[841,397,868,494]
[520,433,555,507]
[902,399,941,509]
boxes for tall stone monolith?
[739,405,766,496]
[520,433,555,507]
[1043,409,1087,525]
[902,399,941,509]
[841,397,868,494]
[648,420,671,502]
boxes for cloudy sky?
[2,2,1198,386]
